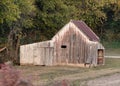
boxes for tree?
[0,0,35,63]
[103,1,120,41]
[35,0,75,39]
[63,0,106,38]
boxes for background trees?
[63,0,106,38]
[0,0,120,63]
[34,0,75,40]
[103,2,120,41]
[0,0,35,63]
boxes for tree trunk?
[7,28,21,64]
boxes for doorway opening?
[97,49,104,65]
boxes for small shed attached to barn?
[20,20,105,67]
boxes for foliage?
[0,0,120,62]
[0,64,20,86]
[0,0,35,40]
[0,0,35,63]
[0,0,20,24]
[103,2,120,41]
[0,64,33,86]
[52,79,70,86]
[34,0,75,39]
[0,0,120,43]
[63,0,106,36]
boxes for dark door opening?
[97,49,104,65]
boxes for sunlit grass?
[16,58,120,86]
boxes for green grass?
[93,58,120,70]
[71,58,120,86]
[102,41,120,56]
[17,58,120,86]
[12,41,120,86]
[105,48,120,56]
[10,41,120,86]
[39,69,79,79]
[38,66,88,81]
[103,41,120,49]
[104,58,120,68]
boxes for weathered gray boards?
[20,20,104,66]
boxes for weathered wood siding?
[20,21,105,66]
[20,41,54,65]
[20,43,35,64]
[52,22,105,66]
[52,22,91,65]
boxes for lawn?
[16,41,120,86]
[16,58,120,86]
[105,48,120,56]
[103,41,120,56]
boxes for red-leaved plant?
[0,64,33,86]
[53,79,70,86]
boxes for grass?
[16,58,120,86]
[15,41,120,86]
[39,69,79,79]
[105,48,120,56]
[72,71,120,86]
[71,58,120,86]
[102,41,120,56]
[102,41,120,49]
[93,58,120,69]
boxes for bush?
[52,79,70,86]
[0,64,33,86]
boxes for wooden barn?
[20,20,105,67]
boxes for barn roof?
[72,20,99,41]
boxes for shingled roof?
[72,20,99,41]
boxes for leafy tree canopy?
[35,0,75,39]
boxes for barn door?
[44,47,54,66]
[33,47,54,66]
[97,49,104,64]
[33,47,45,65]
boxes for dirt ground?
[86,73,120,86]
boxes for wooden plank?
[33,46,42,65]
[0,47,6,52]
[37,41,54,48]
[45,48,50,66]
[20,44,35,65]
[49,48,54,65]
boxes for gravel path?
[87,73,120,86]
